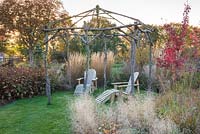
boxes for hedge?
[0,67,46,105]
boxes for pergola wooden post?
[145,32,153,92]
[83,24,90,91]
[103,35,108,91]
[130,25,139,94]
[44,25,51,105]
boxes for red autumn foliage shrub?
[157,4,191,72]
[0,67,46,105]
[157,3,200,83]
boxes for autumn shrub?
[71,95,178,134]
[0,67,45,105]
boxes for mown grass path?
[0,91,74,134]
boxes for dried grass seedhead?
[62,52,114,88]
[71,95,98,134]
[71,94,177,134]
[65,53,86,87]
[91,52,114,85]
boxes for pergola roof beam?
[100,7,144,25]
[43,23,140,32]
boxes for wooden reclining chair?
[96,72,139,104]
[74,69,98,95]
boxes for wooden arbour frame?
[43,5,154,104]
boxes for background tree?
[0,0,70,66]
[84,17,127,58]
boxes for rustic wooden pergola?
[43,5,154,104]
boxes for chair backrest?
[84,69,96,85]
[125,72,139,94]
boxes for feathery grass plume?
[65,53,86,87]
[71,94,178,134]
[91,52,114,86]
[71,95,98,134]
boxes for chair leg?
[137,80,140,93]
[78,80,81,85]
[92,80,97,90]
[95,80,97,89]
[92,80,97,92]
[110,93,115,104]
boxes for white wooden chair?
[96,72,139,104]
[74,69,98,95]
[112,72,140,94]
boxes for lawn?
[0,91,74,134]
[0,89,156,134]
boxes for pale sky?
[62,0,200,26]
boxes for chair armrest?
[118,84,139,87]
[76,77,84,81]
[117,84,129,88]
[76,77,84,84]
[92,77,98,81]
[114,83,139,90]
[111,82,128,85]
[122,91,128,95]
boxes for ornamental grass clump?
[91,52,114,86]
[71,94,177,134]
[71,95,98,134]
